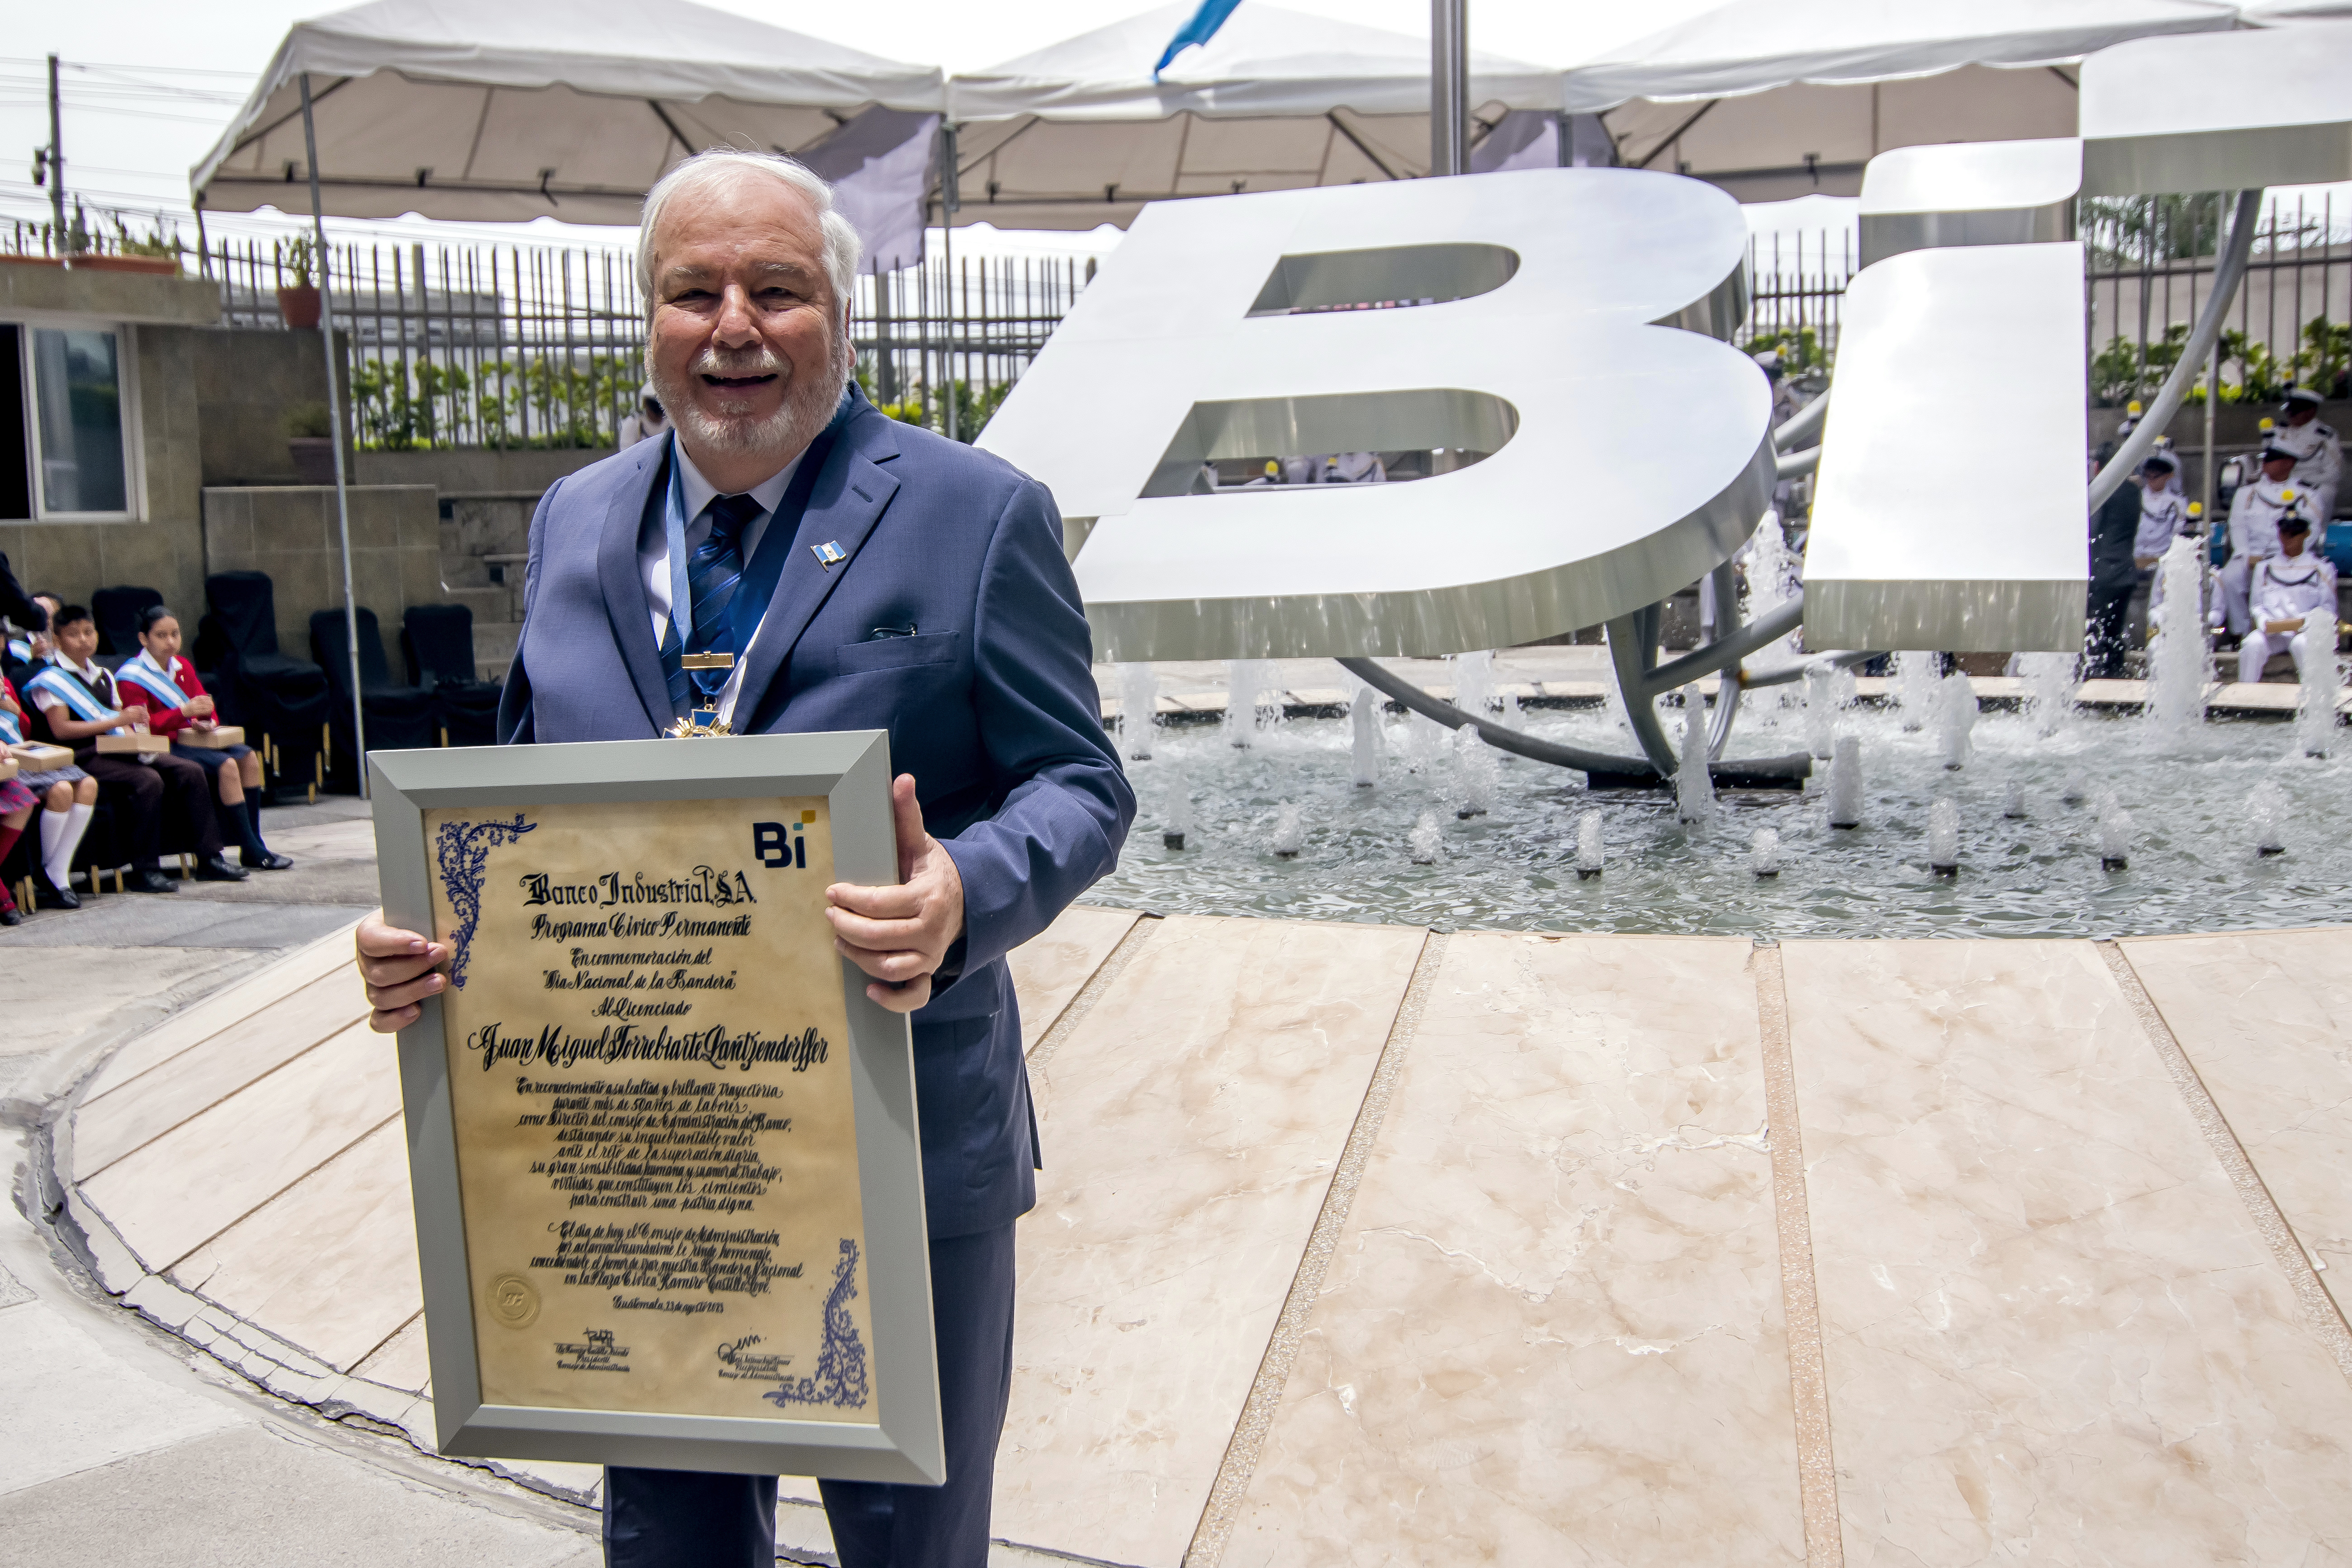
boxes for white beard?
[649,332,847,466]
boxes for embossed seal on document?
[488,1272,541,1329]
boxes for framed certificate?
[369,732,942,1483]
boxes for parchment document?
[422,795,876,1423]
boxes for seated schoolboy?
[0,670,97,916]
[119,605,293,871]
[23,605,246,892]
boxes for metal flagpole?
[299,72,368,798]
[1430,0,1468,177]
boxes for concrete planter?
[276,284,321,329]
[287,437,337,485]
[71,255,179,276]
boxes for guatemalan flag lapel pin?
[811,540,847,570]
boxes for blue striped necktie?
[666,491,765,715]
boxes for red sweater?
[114,653,216,739]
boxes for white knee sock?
[42,804,90,888]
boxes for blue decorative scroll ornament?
[765,1239,871,1411]
[432,814,536,990]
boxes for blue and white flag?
[1154,0,1245,79]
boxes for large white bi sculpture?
[978,168,1773,662]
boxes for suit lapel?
[595,443,674,733]
[735,407,902,728]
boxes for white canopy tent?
[939,2,1561,231]
[190,0,944,226]
[1558,0,2239,202]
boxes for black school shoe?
[241,850,295,871]
[1,905,21,926]
[194,854,251,882]
[125,869,178,893]
[33,875,79,910]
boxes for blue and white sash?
[0,704,22,746]
[117,650,190,714]
[25,663,125,734]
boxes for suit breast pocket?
[834,630,962,677]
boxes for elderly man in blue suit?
[355,149,1132,1568]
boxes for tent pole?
[940,121,958,443]
[300,72,368,799]
[1430,0,1468,177]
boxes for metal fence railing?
[1742,228,1851,383]
[179,234,1096,452]
[2085,192,2351,408]
[25,189,2350,452]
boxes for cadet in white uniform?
[1325,451,1387,483]
[2213,441,2304,637]
[2238,510,2337,681]
[2134,450,2189,566]
[2275,387,2341,526]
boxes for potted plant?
[76,218,182,275]
[277,236,321,329]
[285,403,337,485]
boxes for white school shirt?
[637,436,804,726]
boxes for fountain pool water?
[1094,690,2352,938]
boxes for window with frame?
[2,320,136,521]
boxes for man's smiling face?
[645,169,848,474]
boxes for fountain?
[1803,667,1838,760]
[1676,696,1716,825]
[1224,659,1280,748]
[1750,828,1782,878]
[1271,803,1305,858]
[2018,651,2078,738]
[1933,670,1977,769]
[1892,651,1934,731]
[2003,779,2027,819]
[2251,781,2288,856]
[2096,791,2135,870]
[1455,725,1497,818]
[1928,798,1960,876]
[1827,737,1863,829]
[2296,632,2341,759]
[1162,786,1193,851]
[1408,812,1442,865]
[1116,663,1159,759]
[1349,682,1383,786]
[2061,769,2088,805]
[1451,651,1495,724]
[1574,810,1604,879]
[2146,535,2210,737]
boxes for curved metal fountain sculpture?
[977,27,2348,787]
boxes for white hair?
[636,150,862,327]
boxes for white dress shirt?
[638,436,804,725]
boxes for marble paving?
[49,914,2352,1566]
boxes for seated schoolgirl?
[0,671,96,916]
[118,606,294,872]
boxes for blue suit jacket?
[498,388,1132,1237]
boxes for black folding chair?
[402,603,502,747]
[313,608,440,785]
[200,571,330,797]
[91,584,163,670]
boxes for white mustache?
[693,345,785,381]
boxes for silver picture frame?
[369,730,944,1484]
